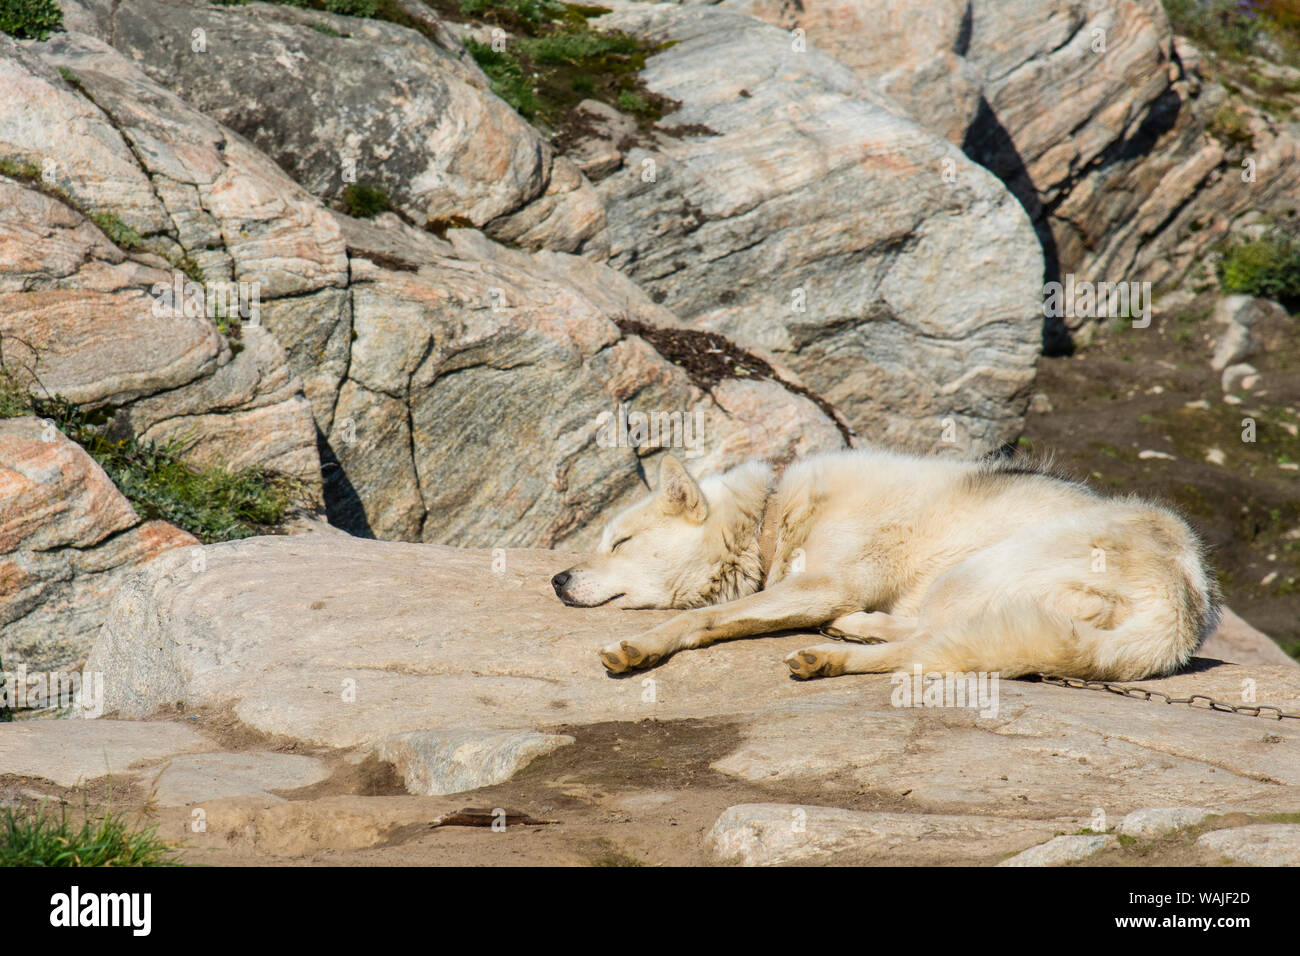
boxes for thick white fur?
[553,448,1221,681]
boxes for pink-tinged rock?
[0,416,137,553]
[0,417,199,671]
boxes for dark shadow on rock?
[1179,656,1233,674]
[962,83,1187,358]
[317,427,374,538]
[961,97,1069,355]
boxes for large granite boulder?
[699,0,1300,332]
[0,34,327,490]
[303,211,846,545]
[104,0,605,253]
[588,3,1044,455]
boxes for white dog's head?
[551,455,728,610]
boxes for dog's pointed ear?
[657,455,707,521]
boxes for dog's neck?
[696,461,783,605]
[754,480,782,585]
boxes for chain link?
[1037,675,1300,721]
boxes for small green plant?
[0,0,64,40]
[87,210,144,249]
[1216,231,1300,307]
[446,0,670,130]
[520,28,640,64]
[0,366,27,418]
[325,0,377,15]
[2,339,300,541]
[0,156,41,182]
[0,801,178,867]
[464,38,542,118]
[616,89,651,115]
[341,181,391,218]
[1163,0,1264,60]
[34,395,300,542]
[1208,105,1255,149]
[308,20,344,35]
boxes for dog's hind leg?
[785,632,960,679]
[822,611,919,643]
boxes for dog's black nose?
[551,571,572,593]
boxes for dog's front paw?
[785,645,845,680]
[598,640,659,674]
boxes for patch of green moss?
[87,210,144,250]
[1216,230,1300,308]
[427,0,675,135]
[341,181,391,218]
[2,351,300,542]
[0,0,64,40]
[34,395,302,543]
[1208,105,1255,150]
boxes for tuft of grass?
[0,800,178,867]
[0,155,41,182]
[341,181,390,218]
[1,351,301,543]
[1216,230,1300,307]
[87,210,144,250]
[34,395,301,543]
[616,89,652,115]
[434,0,673,133]
[1164,0,1266,61]
[519,27,640,64]
[460,0,569,24]
[0,366,28,418]
[0,0,64,40]
[464,38,542,118]
[1208,105,1255,149]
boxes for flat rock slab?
[374,730,575,797]
[88,534,1300,817]
[707,803,1063,866]
[1119,806,1213,839]
[1196,824,1300,866]
[166,794,437,857]
[998,833,1117,867]
[0,719,213,787]
[149,752,331,806]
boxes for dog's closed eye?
[611,536,632,553]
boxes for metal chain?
[818,629,1300,722]
[1037,675,1300,721]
